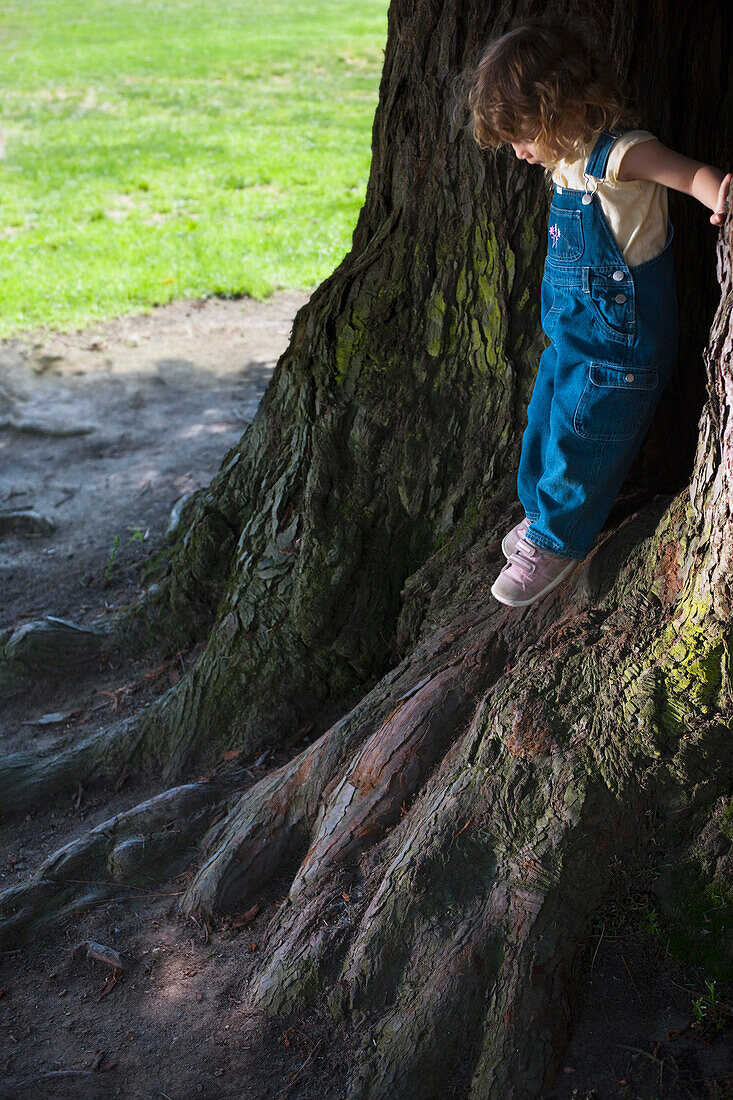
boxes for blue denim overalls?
[516,129,679,560]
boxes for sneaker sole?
[490,560,578,607]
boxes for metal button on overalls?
[516,129,679,560]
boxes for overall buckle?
[582,173,599,205]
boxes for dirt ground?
[0,295,731,1099]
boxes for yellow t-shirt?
[551,131,668,268]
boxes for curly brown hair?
[466,20,639,164]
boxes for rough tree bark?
[1,2,732,1097]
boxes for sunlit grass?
[0,0,387,335]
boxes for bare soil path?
[0,293,309,630]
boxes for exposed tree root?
[0,716,143,821]
[180,724,348,919]
[0,626,503,948]
[286,660,481,901]
[243,573,731,1099]
[0,488,730,1096]
[0,510,56,536]
[0,377,95,439]
[0,616,113,695]
[0,781,229,947]
[181,649,498,918]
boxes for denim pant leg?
[551,375,671,556]
[517,341,556,523]
[525,363,671,560]
[524,373,605,560]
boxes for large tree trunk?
[2,2,732,1097]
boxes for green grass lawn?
[0,0,387,336]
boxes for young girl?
[467,21,731,608]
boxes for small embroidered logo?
[549,224,561,247]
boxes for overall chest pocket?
[573,360,659,443]
[547,207,584,262]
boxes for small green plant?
[691,979,729,1033]
[104,527,147,583]
[639,905,660,938]
[104,534,121,583]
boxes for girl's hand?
[711,172,732,226]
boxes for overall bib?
[516,129,679,560]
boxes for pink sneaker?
[501,516,531,559]
[491,535,578,607]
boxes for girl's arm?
[617,139,731,226]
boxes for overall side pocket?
[573,360,658,443]
[584,269,635,345]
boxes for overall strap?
[584,129,624,180]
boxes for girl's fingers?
[712,172,732,224]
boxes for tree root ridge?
[180,734,337,918]
[288,661,473,901]
[344,904,503,1100]
[0,716,146,822]
[0,616,112,697]
[335,740,636,1098]
[181,645,499,919]
[0,781,229,947]
[236,658,491,1016]
[5,498,730,1091]
[0,1069,101,1100]
[231,553,731,1098]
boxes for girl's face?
[510,138,552,168]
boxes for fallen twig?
[72,939,130,971]
[590,920,605,980]
[62,877,184,896]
